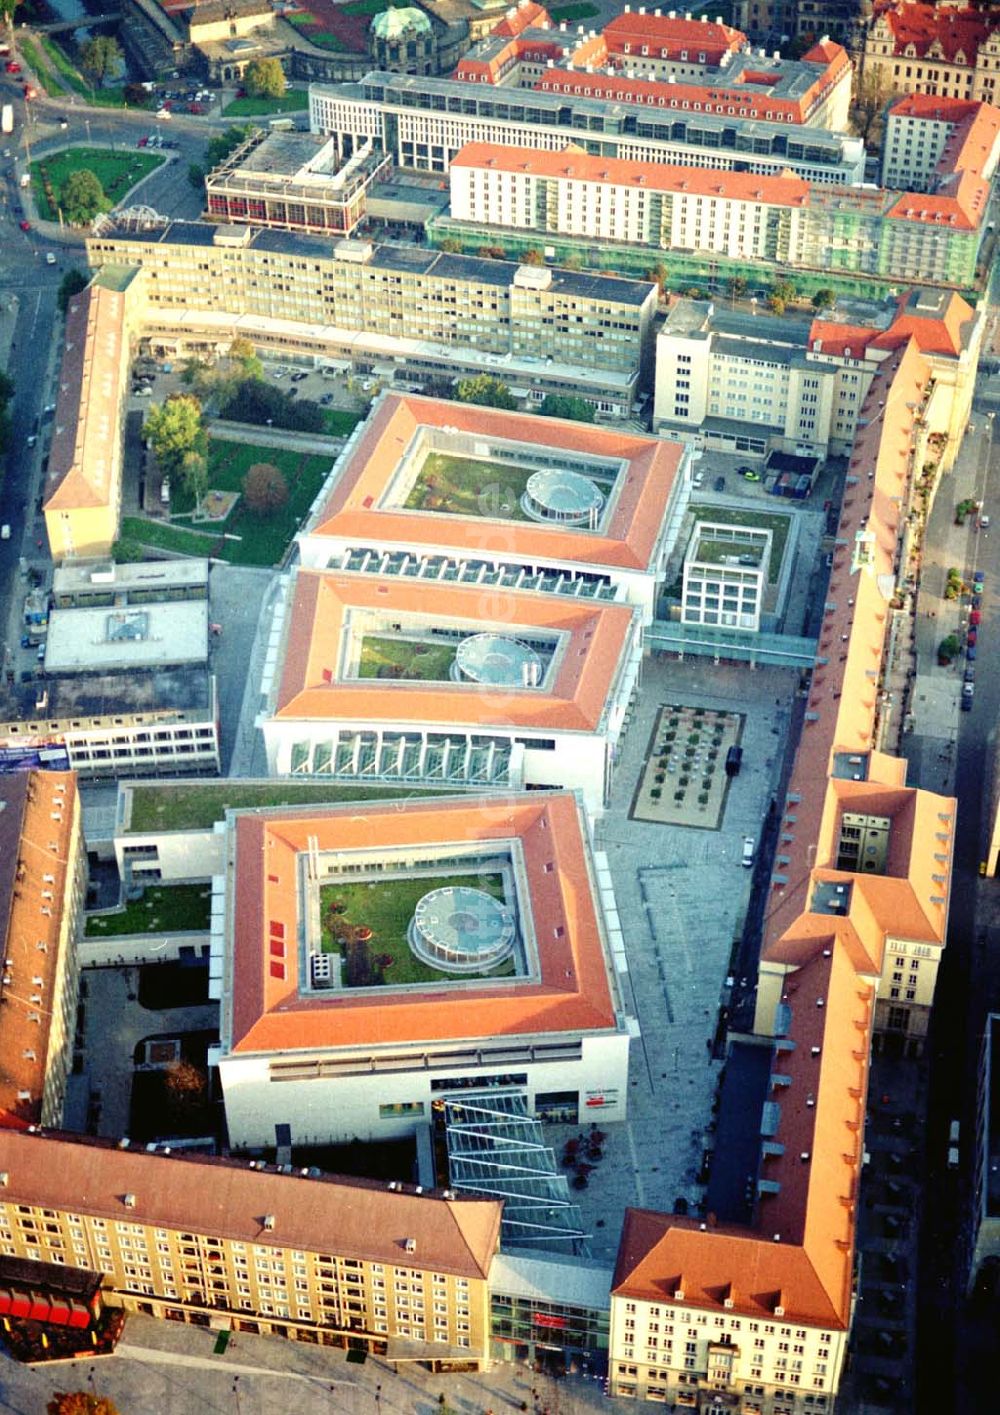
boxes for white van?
[742,836,756,868]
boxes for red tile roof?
[228,793,620,1055]
[0,772,80,1130]
[870,290,975,356]
[877,2,996,64]
[493,1,552,38]
[45,286,126,513]
[453,141,809,205]
[601,12,745,66]
[306,395,683,576]
[0,1129,502,1278]
[273,571,636,733]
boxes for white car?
[155,108,171,121]
[45,252,56,266]
[742,836,756,868]
[0,524,10,540]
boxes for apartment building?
[43,280,135,562]
[211,792,632,1148]
[448,143,808,261]
[295,393,689,624]
[605,341,956,1411]
[864,1,1000,104]
[654,287,985,463]
[881,91,1000,191]
[0,1128,500,1359]
[259,569,642,811]
[204,129,391,238]
[84,222,656,416]
[309,73,866,188]
[435,94,999,291]
[0,771,85,1131]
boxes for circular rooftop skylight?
[521,469,604,525]
[409,885,515,974]
[453,632,543,688]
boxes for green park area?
[85,884,212,937]
[31,148,163,223]
[405,452,534,520]
[125,782,450,833]
[319,872,513,987]
[223,88,311,117]
[548,2,600,19]
[687,504,791,585]
[358,634,457,681]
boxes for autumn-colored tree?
[243,462,289,514]
[163,1059,207,1101]
[48,1393,122,1415]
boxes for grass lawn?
[322,407,362,437]
[405,452,533,520]
[126,782,451,833]
[320,872,513,986]
[31,148,163,222]
[358,634,457,681]
[687,504,791,585]
[167,437,333,566]
[223,89,310,117]
[18,38,64,97]
[85,884,212,937]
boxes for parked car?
[155,108,171,120]
[965,665,976,683]
[738,465,761,481]
[962,686,974,711]
[291,371,307,382]
[137,136,149,147]
[980,514,991,530]
[970,609,982,626]
[972,593,983,610]
[741,836,756,868]
[967,642,978,661]
[319,392,334,405]
[967,627,978,647]
[45,252,56,266]
[19,635,31,649]
[19,219,30,231]
[5,61,21,74]
[974,569,985,587]
[714,475,726,492]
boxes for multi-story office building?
[434,95,999,291]
[681,521,772,632]
[881,91,1000,191]
[211,791,632,1148]
[606,339,957,1412]
[308,73,866,188]
[0,671,220,780]
[84,223,656,416]
[454,9,853,132]
[204,129,391,237]
[968,1013,1000,1295]
[295,393,690,624]
[43,280,134,562]
[0,1128,500,1360]
[259,569,642,811]
[654,287,985,462]
[0,771,85,1130]
[864,1,1000,103]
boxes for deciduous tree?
[48,1393,122,1415]
[244,58,287,99]
[80,35,123,88]
[144,395,206,478]
[60,169,105,225]
[243,462,289,514]
[455,375,517,410]
[57,269,89,314]
[538,394,596,423]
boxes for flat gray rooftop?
[0,668,214,727]
[52,558,209,597]
[44,602,208,674]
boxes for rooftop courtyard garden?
[404,452,534,521]
[358,633,458,681]
[319,871,517,987]
[688,505,790,585]
[125,782,451,834]
[692,535,766,569]
[86,884,213,937]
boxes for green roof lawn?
[85,884,212,937]
[319,872,515,986]
[405,452,533,521]
[358,634,457,681]
[687,504,790,585]
[126,782,452,833]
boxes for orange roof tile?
[601,12,745,66]
[44,286,126,513]
[228,793,621,1055]
[453,142,809,205]
[807,321,880,359]
[0,1129,502,1279]
[306,395,684,576]
[878,2,995,64]
[273,570,636,733]
[871,290,975,357]
[0,771,80,1129]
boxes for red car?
[5,60,21,74]
[137,136,148,147]
[19,220,30,232]
[970,609,982,626]
[968,627,978,647]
